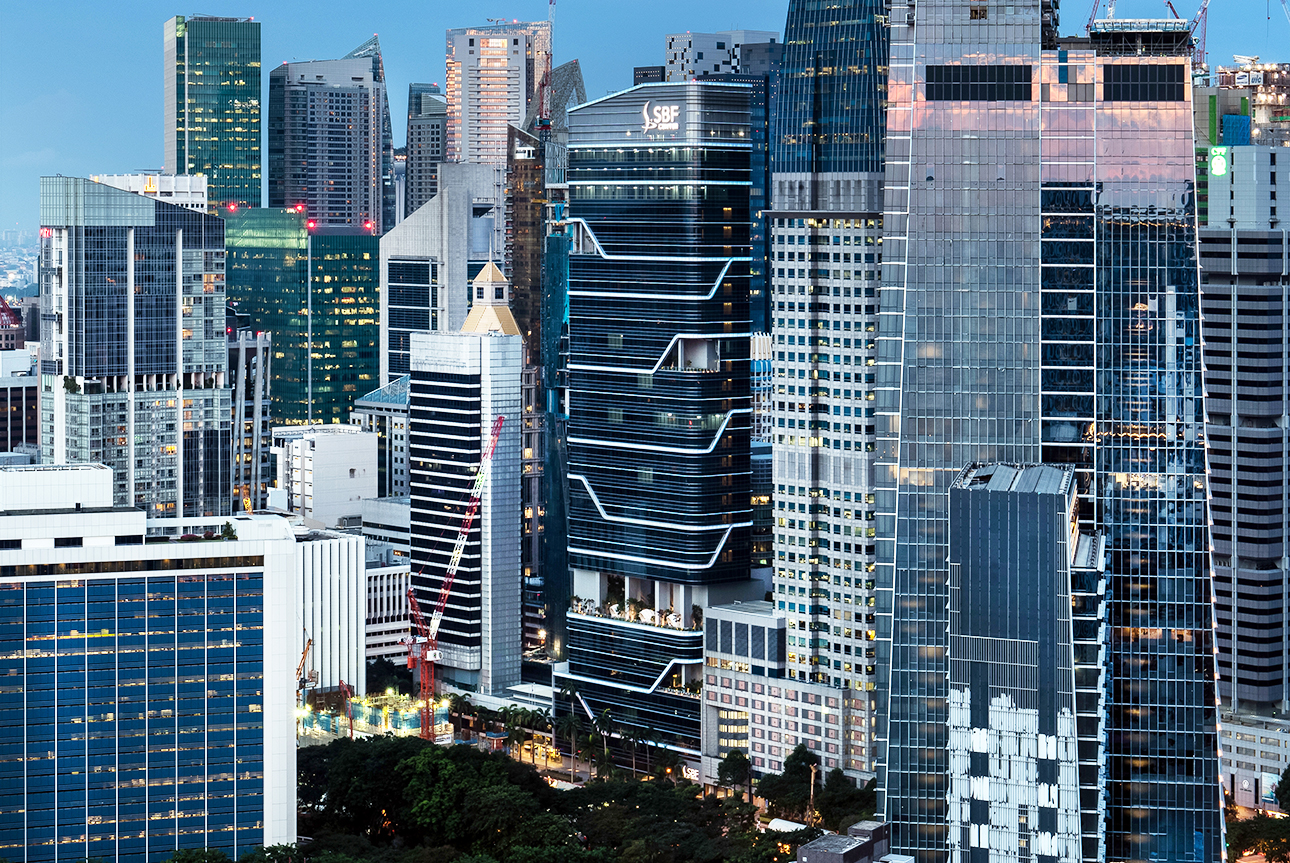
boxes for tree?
[557,712,582,783]
[161,851,232,863]
[529,708,552,766]
[717,749,752,802]
[365,656,413,696]
[1278,763,1290,814]
[593,709,615,761]
[816,769,876,831]
[757,743,820,821]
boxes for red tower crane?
[406,414,506,739]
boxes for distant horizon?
[0,0,1274,231]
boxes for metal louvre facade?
[566,83,754,586]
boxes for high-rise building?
[634,66,665,85]
[554,81,762,759]
[228,328,271,512]
[40,177,232,517]
[406,83,447,217]
[946,464,1105,861]
[379,161,503,383]
[767,0,889,785]
[874,12,1221,860]
[223,208,308,424]
[0,464,298,861]
[225,211,379,425]
[446,21,550,164]
[0,296,22,351]
[408,264,522,695]
[268,36,395,233]
[664,30,779,81]
[269,425,377,528]
[163,15,261,210]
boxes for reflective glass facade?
[0,569,267,862]
[874,10,1221,859]
[39,179,232,516]
[306,234,380,425]
[164,16,261,210]
[224,209,308,425]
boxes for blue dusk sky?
[0,0,1278,232]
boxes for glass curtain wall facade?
[224,209,307,426]
[163,16,262,210]
[875,8,1221,859]
[39,178,232,517]
[306,234,380,425]
[767,0,889,779]
[556,82,755,754]
[406,83,446,217]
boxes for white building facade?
[269,425,377,528]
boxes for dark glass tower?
[554,81,757,755]
[164,16,261,210]
[874,7,1220,859]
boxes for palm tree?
[593,708,615,763]
[447,693,474,739]
[530,708,552,766]
[556,712,581,783]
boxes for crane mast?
[406,414,506,739]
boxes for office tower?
[635,65,665,85]
[406,83,447,217]
[554,81,760,758]
[351,375,410,498]
[163,15,261,210]
[520,59,587,148]
[379,161,503,383]
[365,552,412,661]
[228,328,271,512]
[946,464,1105,860]
[699,42,782,333]
[224,209,379,424]
[269,425,377,528]
[875,13,1220,861]
[408,265,522,695]
[40,177,232,517]
[446,21,551,164]
[223,208,308,422]
[0,464,297,861]
[1200,150,1290,743]
[268,36,395,233]
[296,528,366,695]
[767,0,888,784]
[664,30,779,81]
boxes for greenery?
[366,656,414,696]
[755,744,875,830]
[283,733,819,863]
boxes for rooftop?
[953,463,1073,496]
[355,375,410,408]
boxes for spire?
[462,262,521,336]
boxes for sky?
[0,0,1277,233]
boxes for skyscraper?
[874,10,1221,860]
[268,37,395,233]
[408,265,522,695]
[767,0,889,781]
[554,81,761,758]
[445,21,550,164]
[0,464,298,862]
[406,83,447,217]
[40,177,232,517]
[163,15,261,210]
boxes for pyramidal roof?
[462,262,521,336]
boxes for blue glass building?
[0,466,297,862]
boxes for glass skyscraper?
[163,16,261,210]
[225,212,378,425]
[874,7,1220,859]
[554,81,760,755]
[39,178,232,517]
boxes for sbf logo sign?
[642,102,681,132]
